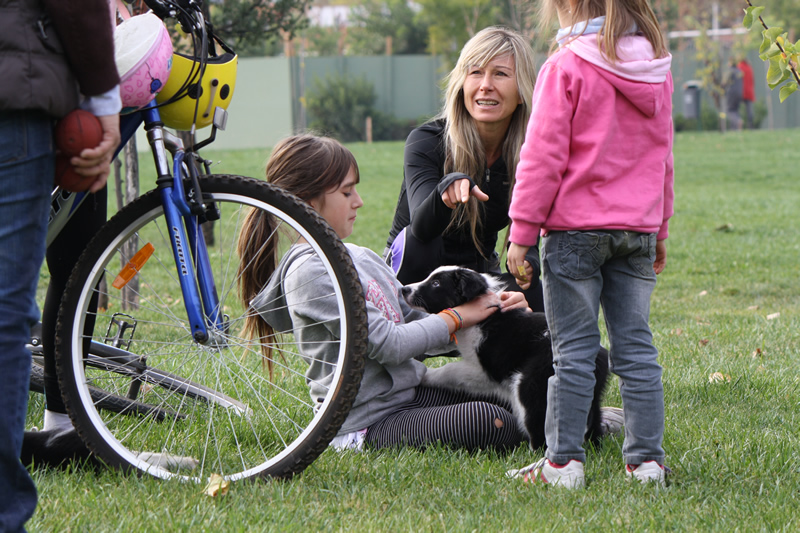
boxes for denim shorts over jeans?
[541,230,665,466]
[0,110,55,532]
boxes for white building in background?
[306,5,351,27]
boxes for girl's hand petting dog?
[498,291,530,312]
[452,292,501,329]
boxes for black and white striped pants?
[364,386,524,452]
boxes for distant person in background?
[724,59,743,132]
[738,57,755,129]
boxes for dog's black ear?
[456,268,488,302]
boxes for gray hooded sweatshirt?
[252,243,452,435]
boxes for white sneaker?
[43,410,74,434]
[507,458,585,489]
[599,407,624,436]
[626,460,667,486]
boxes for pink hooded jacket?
[509,34,674,246]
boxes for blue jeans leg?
[600,234,665,465]
[542,231,605,464]
[541,230,664,466]
[0,111,54,532]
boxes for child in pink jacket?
[506,0,674,488]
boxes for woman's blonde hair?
[539,0,668,61]
[437,26,537,256]
[237,134,359,375]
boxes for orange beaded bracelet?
[440,307,463,344]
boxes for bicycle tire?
[55,175,367,482]
[31,359,180,419]
[30,359,45,394]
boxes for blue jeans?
[541,230,665,466]
[0,111,54,532]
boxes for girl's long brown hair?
[539,0,668,61]
[237,134,359,375]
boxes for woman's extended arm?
[402,126,457,242]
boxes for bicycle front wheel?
[55,175,367,482]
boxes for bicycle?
[37,0,367,482]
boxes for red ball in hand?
[55,155,96,192]
[54,109,104,191]
[55,109,103,156]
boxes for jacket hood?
[565,34,672,117]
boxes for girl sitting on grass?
[238,133,530,452]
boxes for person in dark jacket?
[385,26,543,311]
[0,0,120,530]
[725,59,744,131]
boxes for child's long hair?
[540,0,668,61]
[438,26,537,257]
[237,134,359,374]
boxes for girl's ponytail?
[238,207,279,377]
[236,134,359,377]
[603,0,668,62]
[543,0,668,62]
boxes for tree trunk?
[121,137,140,311]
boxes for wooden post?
[121,137,140,311]
[338,24,347,55]
[366,116,373,144]
[386,35,393,56]
[281,29,295,57]
[101,157,126,312]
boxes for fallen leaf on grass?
[699,290,708,297]
[709,372,731,383]
[752,348,763,358]
[670,328,684,336]
[748,305,759,311]
[699,339,710,346]
[715,223,734,232]
[767,313,780,320]
[202,474,230,498]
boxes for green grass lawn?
[26,129,800,531]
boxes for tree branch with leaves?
[743,1,800,101]
[210,0,310,56]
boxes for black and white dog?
[401,266,610,449]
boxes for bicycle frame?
[46,100,224,345]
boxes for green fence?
[138,50,800,152]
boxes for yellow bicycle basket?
[155,51,238,130]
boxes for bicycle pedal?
[105,313,138,351]
[26,322,43,355]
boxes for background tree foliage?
[305,73,376,142]
[347,0,429,55]
[744,2,800,102]
[415,0,501,60]
[209,0,311,56]
[210,0,800,60]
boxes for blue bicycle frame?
[47,100,223,344]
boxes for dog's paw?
[421,367,449,388]
[599,407,625,436]
[135,452,200,471]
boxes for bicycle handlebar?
[141,0,204,36]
